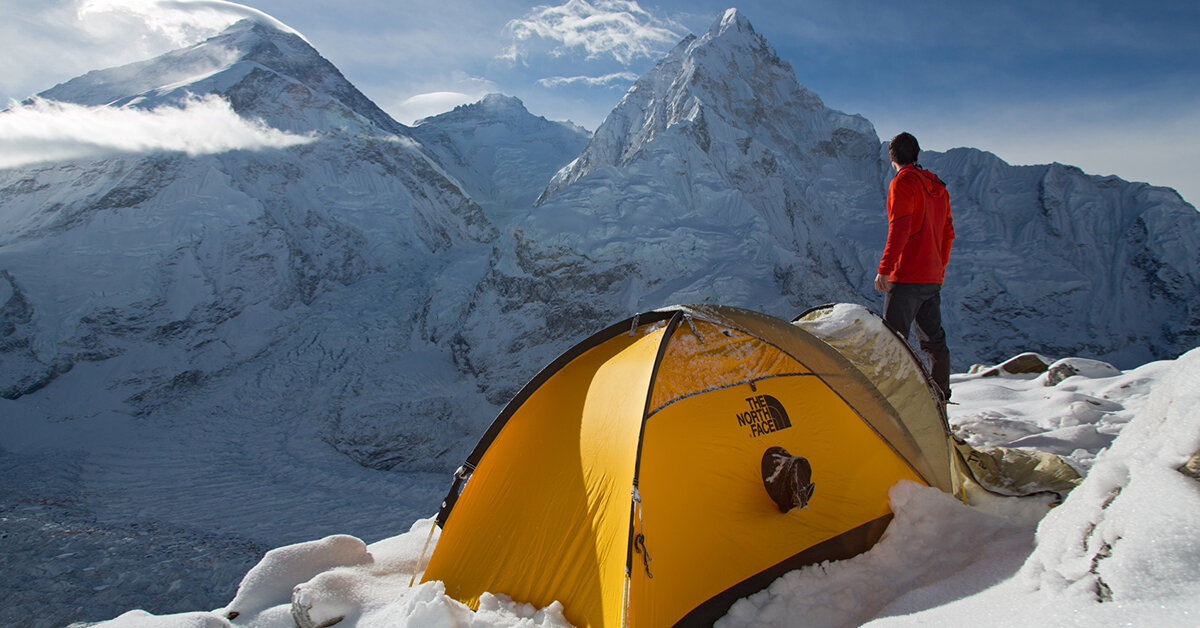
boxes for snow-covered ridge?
[36,19,405,136]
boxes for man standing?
[875,132,955,401]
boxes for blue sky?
[1,0,1198,205]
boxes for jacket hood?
[900,164,947,196]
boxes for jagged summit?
[472,93,528,113]
[710,8,758,41]
[37,19,405,135]
[418,94,538,126]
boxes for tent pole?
[408,519,438,587]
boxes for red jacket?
[878,164,954,284]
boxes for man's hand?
[874,273,892,292]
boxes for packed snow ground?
[61,346,1199,628]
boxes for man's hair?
[889,132,920,166]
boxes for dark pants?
[883,283,951,401]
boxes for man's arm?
[877,174,919,282]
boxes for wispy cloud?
[536,72,639,89]
[0,1,302,104]
[78,0,302,45]
[501,0,683,65]
[0,96,315,168]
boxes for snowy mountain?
[38,19,404,136]
[410,94,591,217]
[1,18,512,625]
[2,7,1200,626]
[923,148,1200,366]
[0,25,515,608]
[447,7,1200,408]
[450,10,888,404]
[1,17,501,448]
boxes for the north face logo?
[736,394,793,437]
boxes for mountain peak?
[417,94,588,138]
[37,17,404,135]
[214,14,305,41]
[712,8,755,38]
[540,8,861,201]
[694,8,790,81]
[476,93,530,115]
[416,94,534,127]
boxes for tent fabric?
[794,303,1081,501]
[792,303,959,494]
[422,304,956,627]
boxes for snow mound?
[223,534,372,622]
[717,481,1045,627]
[1020,347,1200,606]
[863,348,1200,626]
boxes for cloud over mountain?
[501,0,684,64]
[0,95,314,168]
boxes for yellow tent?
[422,304,962,627]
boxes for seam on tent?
[626,310,684,584]
[677,306,935,488]
[799,366,933,487]
[736,342,933,487]
[735,325,934,487]
[643,371,817,419]
[434,309,676,528]
[462,310,675,467]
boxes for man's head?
[888,132,920,167]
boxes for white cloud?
[501,0,683,65]
[77,0,302,45]
[0,1,302,103]
[0,96,315,168]
[536,72,639,89]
